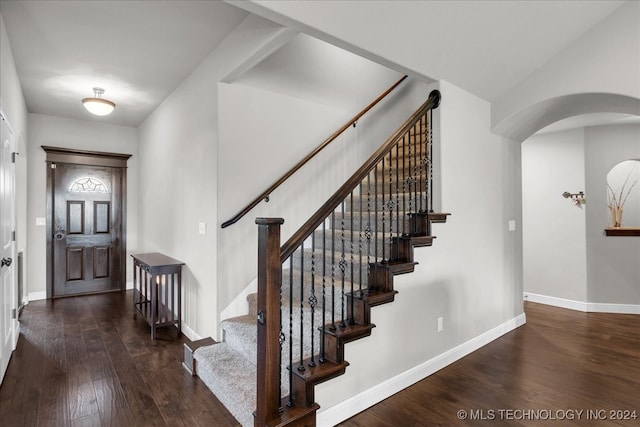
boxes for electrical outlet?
[35,217,46,226]
[437,317,444,333]
[508,220,517,232]
[198,222,207,235]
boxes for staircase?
[190,90,446,426]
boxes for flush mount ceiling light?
[82,87,115,116]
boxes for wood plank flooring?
[0,291,239,427]
[339,302,640,426]
[2,294,638,427]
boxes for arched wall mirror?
[606,159,640,231]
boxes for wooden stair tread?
[265,400,320,427]
[290,359,349,384]
[377,260,418,274]
[322,323,376,343]
[409,235,435,247]
[428,212,451,223]
[350,289,399,307]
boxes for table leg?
[151,273,156,341]
[132,262,137,318]
[177,272,182,335]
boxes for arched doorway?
[496,93,640,313]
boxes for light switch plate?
[36,217,46,226]
[508,220,516,232]
[198,222,207,235]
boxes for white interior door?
[0,111,16,383]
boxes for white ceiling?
[233,33,404,112]
[235,0,626,101]
[0,0,630,129]
[0,1,247,126]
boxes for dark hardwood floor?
[0,291,239,427]
[339,302,640,426]
[1,294,638,427]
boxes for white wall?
[315,80,524,420]
[493,1,640,136]
[521,123,640,309]
[217,77,432,318]
[522,129,587,302]
[1,13,28,304]
[585,124,640,305]
[26,114,138,296]
[136,14,288,340]
[217,82,348,315]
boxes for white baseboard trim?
[126,281,134,290]
[27,291,46,302]
[523,292,640,314]
[181,322,202,342]
[587,303,640,314]
[317,313,527,427]
[523,292,587,311]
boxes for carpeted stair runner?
[194,343,256,427]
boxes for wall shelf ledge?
[605,227,640,237]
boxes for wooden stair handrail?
[280,89,441,262]
[220,75,409,229]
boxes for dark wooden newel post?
[255,218,284,427]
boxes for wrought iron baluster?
[366,173,372,286]
[330,212,336,331]
[287,256,294,407]
[419,117,424,212]
[298,242,305,372]
[340,202,347,327]
[358,182,364,294]
[320,221,326,363]
[373,166,379,288]
[309,233,317,367]
[402,134,407,236]
[395,143,401,259]
[429,109,434,213]
[423,115,427,211]
[388,151,394,261]
[381,155,386,262]
[422,114,428,211]
[278,263,285,411]
[413,122,419,217]
[407,128,414,234]
[349,191,355,324]
[373,168,379,262]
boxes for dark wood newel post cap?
[429,89,442,109]
[255,218,285,226]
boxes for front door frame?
[43,146,131,299]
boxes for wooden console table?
[132,252,184,340]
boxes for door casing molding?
[43,146,131,299]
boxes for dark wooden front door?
[44,147,130,298]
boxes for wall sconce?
[562,191,586,207]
